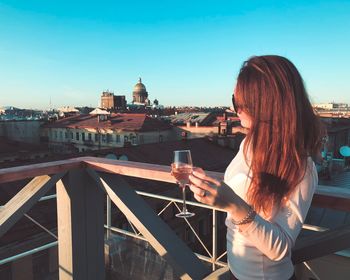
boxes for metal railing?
[0,187,345,278]
[105,192,228,270]
[1,157,350,279]
[0,191,227,269]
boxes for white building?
[313,103,349,110]
[42,113,175,153]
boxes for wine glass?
[171,150,195,218]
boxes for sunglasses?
[232,94,239,113]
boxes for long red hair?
[234,55,324,215]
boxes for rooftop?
[43,113,172,132]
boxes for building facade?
[101,91,127,111]
[42,113,175,153]
[314,103,349,110]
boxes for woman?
[189,55,323,280]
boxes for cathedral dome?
[133,78,147,93]
[132,77,149,105]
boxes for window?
[102,134,107,143]
[159,135,163,143]
[116,134,120,143]
[59,131,63,139]
[131,135,137,145]
[106,134,112,143]
[124,135,128,142]
[94,133,99,142]
[88,133,92,141]
[54,131,58,139]
[82,132,85,141]
[139,135,144,144]
[76,132,79,141]
[65,132,68,139]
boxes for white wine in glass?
[171,150,195,218]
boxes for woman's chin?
[240,122,250,129]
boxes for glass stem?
[181,184,187,213]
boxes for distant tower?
[101,91,115,110]
[101,91,126,111]
[132,78,149,105]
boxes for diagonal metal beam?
[0,172,65,238]
[88,169,211,280]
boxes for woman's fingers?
[189,170,225,206]
[189,185,206,197]
[192,167,205,174]
[189,175,213,192]
[190,185,210,204]
[193,193,207,203]
[192,171,221,186]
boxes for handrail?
[0,156,223,184]
[1,157,349,211]
[0,157,83,183]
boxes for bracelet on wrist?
[232,206,256,225]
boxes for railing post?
[106,195,112,239]
[212,209,217,271]
[56,169,105,280]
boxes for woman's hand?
[189,168,255,228]
[189,168,238,212]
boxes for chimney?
[98,114,108,122]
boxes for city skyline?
[1,0,350,110]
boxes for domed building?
[132,78,150,105]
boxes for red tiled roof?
[43,113,172,132]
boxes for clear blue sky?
[0,0,349,109]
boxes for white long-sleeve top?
[224,138,318,280]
